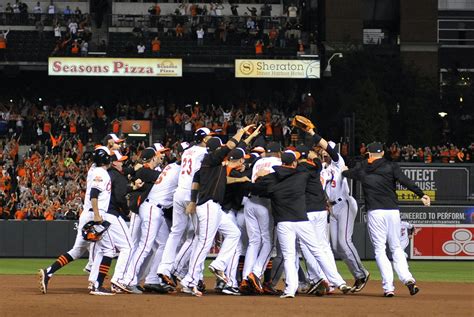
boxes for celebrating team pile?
[38,115,431,298]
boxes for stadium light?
[438,112,448,118]
[323,53,343,77]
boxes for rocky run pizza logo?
[442,229,474,256]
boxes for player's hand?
[250,124,263,138]
[242,124,256,135]
[421,195,431,206]
[133,179,144,190]
[94,213,103,223]
[238,176,251,183]
[186,202,197,215]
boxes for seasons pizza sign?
[48,57,182,77]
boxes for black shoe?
[159,273,177,287]
[197,280,207,293]
[90,286,115,296]
[351,272,370,293]
[406,280,419,296]
[222,286,241,296]
[215,279,225,293]
[307,278,324,295]
[38,269,50,294]
[384,291,395,297]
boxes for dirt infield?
[1,275,472,316]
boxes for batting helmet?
[93,146,111,166]
[82,220,111,242]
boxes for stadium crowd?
[0,98,471,221]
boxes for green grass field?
[1,258,473,283]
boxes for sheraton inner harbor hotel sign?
[48,57,182,77]
[235,59,320,79]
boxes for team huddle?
[38,116,430,298]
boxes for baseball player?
[89,150,132,295]
[115,146,167,293]
[240,141,281,294]
[319,142,370,292]
[38,146,111,294]
[180,125,255,297]
[342,142,430,297]
[137,143,186,292]
[157,128,211,288]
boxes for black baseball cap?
[229,148,245,160]
[207,137,223,152]
[177,141,190,153]
[367,142,383,153]
[281,150,300,165]
[265,142,281,153]
[295,145,310,159]
[194,127,214,142]
[141,147,157,162]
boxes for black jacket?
[253,166,309,223]
[342,158,424,211]
[129,165,160,213]
[297,160,326,212]
[222,167,252,212]
[107,166,130,219]
[194,146,231,206]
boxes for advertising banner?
[235,59,320,79]
[48,57,183,77]
[411,224,474,259]
[356,164,470,202]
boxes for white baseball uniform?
[242,156,281,279]
[158,145,207,277]
[85,167,112,284]
[400,221,413,258]
[322,154,368,280]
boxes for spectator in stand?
[288,3,298,20]
[278,26,286,48]
[54,23,61,39]
[269,26,278,46]
[47,1,55,14]
[309,32,318,55]
[231,4,239,16]
[296,39,305,56]
[68,19,78,38]
[64,5,72,15]
[176,23,184,38]
[151,37,161,56]
[80,40,88,57]
[0,29,10,61]
[33,2,42,16]
[75,7,82,17]
[70,39,80,56]
[137,42,145,57]
[196,27,205,46]
[255,39,263,55]
[247,6,257,17]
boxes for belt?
[329,198,343,206]
[145,198,163,209]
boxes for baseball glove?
[291,115,315,132]
[82,220,111,242]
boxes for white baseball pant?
[181,200,240,288]
[243,197,273,279]
[367,209,414,292]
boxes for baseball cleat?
[197,280,207,294]
[181,285,203,297]
[208,265,228,283]
[338,284,352,294]
[247,273,264,294]
[307,278,324,295]
[351,272,370,293]
[279,293,295,299]
[384,291,395,297]
[222,286,241,296]
[125,285,143,294]
[239,279,254,295]
[263,282,283,295]
[111,284,124,294]
[214,279,225,293]
[159,274,177,287]
[406,280,420,296]
[111,281,132,293]
[143,283,172,294]
[38,269,50,294]
[313,280,329,297]
[90,286,115,296]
